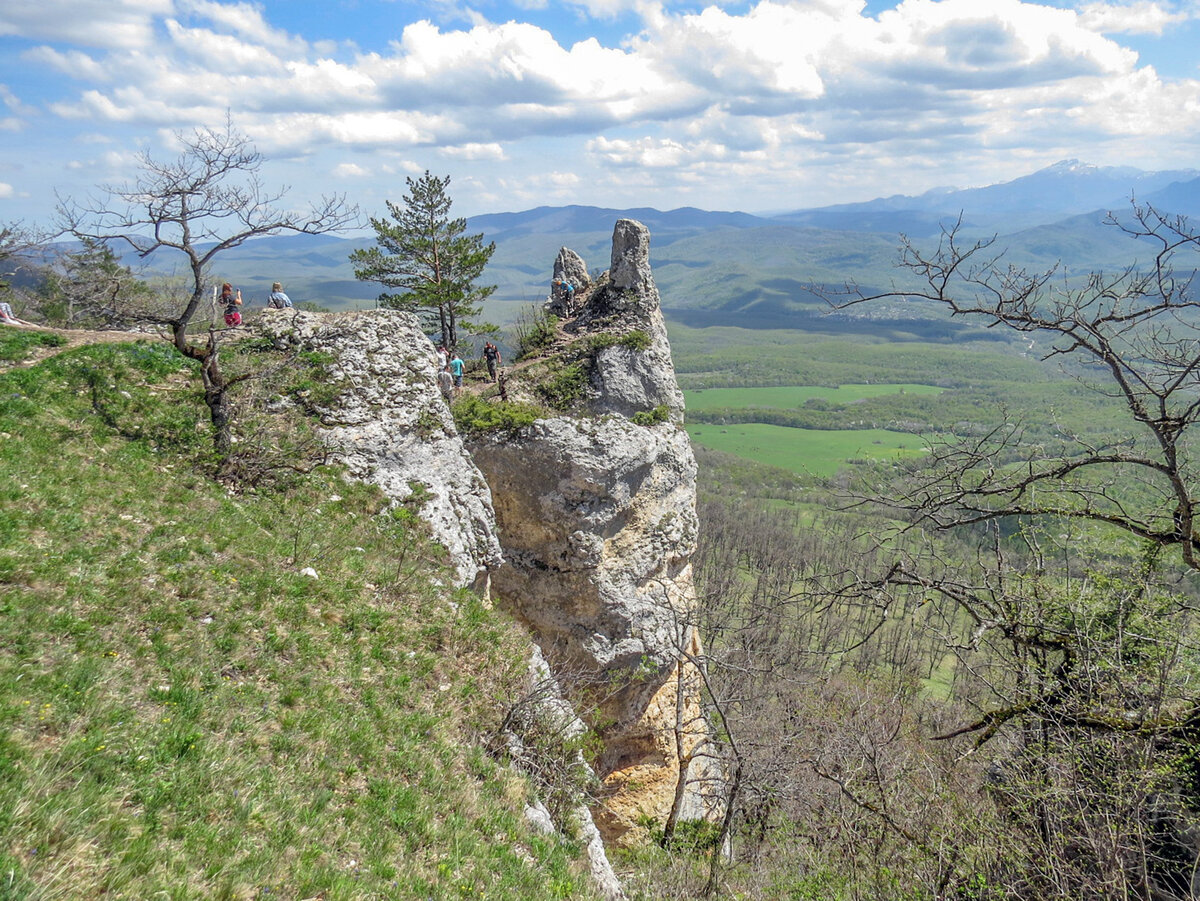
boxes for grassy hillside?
[0,330,597,900]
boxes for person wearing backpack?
[482,341,501,382]
[437,365,454,401]
[267,282,293,309]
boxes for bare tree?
[841,203,1200,571]
[829,202,1200,897]
[58,120,357,455]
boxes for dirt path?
[1,324,175,369]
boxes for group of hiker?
[436,340,503,401]
[219,281,293,327]
[4,271,511,404]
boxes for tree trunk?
[176,323,233,457]
[201,341,232,456]
[663,655,693,845]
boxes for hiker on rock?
[437,365,454,400]
[220,283,242,327]
[450,352,465,393]
[483,341,501,382]
[267,282,293,309]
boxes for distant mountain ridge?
[803,159,1200,221]
[118,160,1200,331]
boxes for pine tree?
[350,171,496,350]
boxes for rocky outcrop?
[554,247,591,292]
[468,220,717,844]
[261,220,717,856]
[260,306,629,895]
[570,221,685,424]
[259,309,500,590]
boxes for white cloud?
[176,0,303,50]
[0,84,32,115]
[442,143,506,160]
[23,47,111,81]
[1077,1,1189,36]
[7,0,1200,218]
[588,135,734,168]
[0,0,173,50]
[0,183,13,198]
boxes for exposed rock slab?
[260,309,501,589]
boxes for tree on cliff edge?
[59,120,357,457]
[350,171,495,351]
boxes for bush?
[536,362,587,411]
[588,330,651,353]
[452,394,540,437]
[631,405,669,426]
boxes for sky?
[1,0,1199,226]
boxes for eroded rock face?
[468,220,716,843]
[470,416,713,841]
[260,309,501,589]
[554,247,591,291]
[572,221,685,424]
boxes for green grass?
[0,338,597,899]
[686,422,927,478]
[0,328,66,363]
[684,383,943,412]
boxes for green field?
[682,383,941,476]
[684,383,944,412]
[686,422,927,477]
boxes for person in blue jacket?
[267,282,293,309]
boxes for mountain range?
[129,160,1200,331]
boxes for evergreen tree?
[350,171,496,350]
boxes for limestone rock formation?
[260,219,717,856]
[547,247,590,317]
[468,219,716,844]
[554,246,591,292]
[260,307,634,895]
[259,309,501,590]
[571,220,685,424]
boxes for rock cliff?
[260,309,500,590]
[468,220,715,844]
[259,218,715,861]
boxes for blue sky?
[2,0,1199,226]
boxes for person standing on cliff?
[437,365,454,401]
[482,341,501,382]
[449,352,465,394]
[220,283,242,327]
